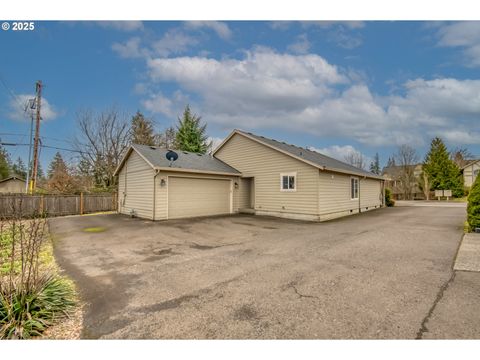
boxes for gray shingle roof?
[132,144,241,175]
[236,130,383,179]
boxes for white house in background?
[0,176,25,193]
[462,159,480,188]
[114,129,385,222]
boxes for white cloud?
[287,34,310,54]
[131,44,480,148]
[208,136,224,152]
[8,94,58,121]
[308,144,359,161]
[95,21,143,32]
[142,90,189,118]
[436,21,480,67]
[147,47,347,116]
[185,21,232,40]
[112,30,198,59]
[112,37,147,59]
[270,21,365,30]
[152,29,199,57]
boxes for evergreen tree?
[175,105,211,154]
[130,111,156,146]
[0,143,11,179]
[423,137,464,197]
[467,175,480,230]
[11,157,27,178]
[369,153,381,175]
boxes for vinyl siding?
[359,178,382,209]
[464,162,480,188]
[118,151,155,220]
[238,178,252,209]
[318,171,382,221]
[154,171,239,220]
[214,133,319,217]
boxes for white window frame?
[350,177,359,200]
[280,172,297,192]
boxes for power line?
[1,142,86,154]
[0,73,29,117]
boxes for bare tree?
[395,144,419,200]
[74,108,131,190]
[419,170,430,200]
[344,150,366,170]
[450,146,474,168]
[155,126,177,149]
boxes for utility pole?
[30,80,42,193]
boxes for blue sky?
[1,21,480,169]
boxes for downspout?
[358,177,361,213]
[153,169,160,221]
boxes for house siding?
[318,171,382,221]
[0,179,25,193]
[464,161,480,188]
[214,133,319,219]
[154,171,240,220]
[118,151,155,220]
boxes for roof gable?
[114,144,241,176]
[214,129,383,180]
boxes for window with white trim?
[351,177,359,199]
[280,172,296,191]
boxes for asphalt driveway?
[48,205,473,339]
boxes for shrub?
[0,273,75,339]
[385,188,395,207]
[0,199,76,339]
[467,175,480,231]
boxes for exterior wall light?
[160,178,166,187]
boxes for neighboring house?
[382,164,424,200]
[114,129,385,222]
[462,159,480,188]
[0,176,26,193]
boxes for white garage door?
[168,177,232,219]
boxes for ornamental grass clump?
[0,199,75,339]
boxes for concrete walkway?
[454,233,480,272]
[395,200,467,208]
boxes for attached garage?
[168,177,232,219]
[114,144,241,221]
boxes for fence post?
[40,195,44,214]
[112,192,116,211]
[80,192,84,215]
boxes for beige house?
[0,176,26,193]
[114,129,385,222]
[462,160,480,188]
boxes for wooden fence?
[0,193,117,218]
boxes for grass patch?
[83,227,107,233]
[452,196,468,203]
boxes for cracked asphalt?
[48,204,477,339]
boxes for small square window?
[280,173,296,191]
